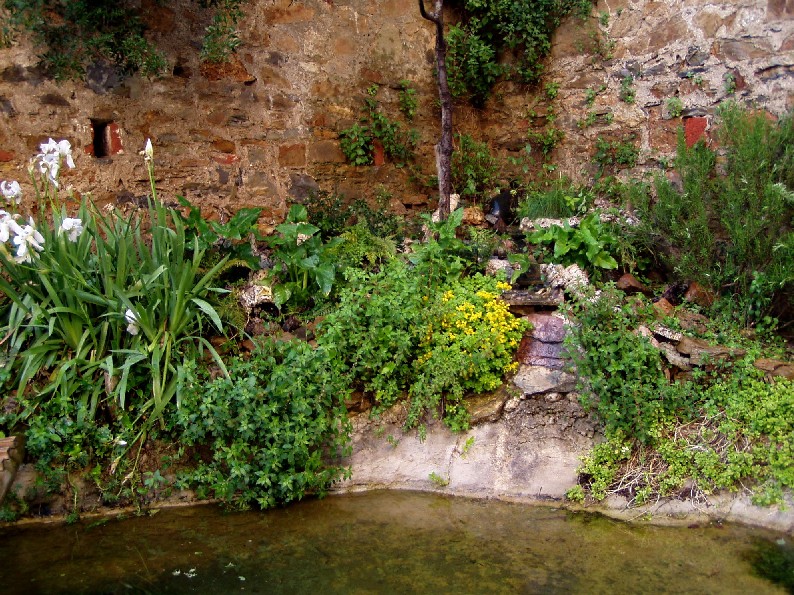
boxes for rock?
[0,436,24,505]
[658,341,693,371]
[754,358,794,380]
[462,206,485,226]
[465,387,511,425]
[525,313,568,343]
[430,194,460,223]
[520,216,580,232]
[540,263,589,294]
[653,297,675,318]
[616,273,651,296]
[85,61,123,94]
[676,336,746,365]
[512,364,577,396]
[651,324,683,343]
[239,270,273,312]
[683,282,715,307]
[345,392,371,414]
[485,258,517,282]
[674,309,709,334]
[516,333,568,370]
[501,288,565,312]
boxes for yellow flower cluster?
[417,279,528,394]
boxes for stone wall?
[0,0,791,228]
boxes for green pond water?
[0,490,791,594]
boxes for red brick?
[372,139,385,166]
[684,116,708,147]
[107,122,124,155]
[212,153,239,165]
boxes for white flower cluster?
[35,138,76,188]
[0,138,84,263]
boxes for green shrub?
[175,338,351,509]
[317,258,526,431]
[563,286,693,443]
[638,104,794,323]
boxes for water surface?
[0,490,790,594]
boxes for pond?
[0,491,791,594]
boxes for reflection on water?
[0,490,789,594]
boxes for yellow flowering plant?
[409,275,529,430]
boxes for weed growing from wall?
[339,86,418,167]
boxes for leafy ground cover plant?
[526,211,619,272]
[176,196,264,269]
[564,286,794,507]
[174,338,351,509]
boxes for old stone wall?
[0,0,791,229]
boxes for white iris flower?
[141,138,153,163]
[124,308,140,335]
[0,180,22,204]
[12,219,45,263]
[59,217,84,242]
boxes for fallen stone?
[676,336,746,365]
[239,270,273,312]
[525,313,568,343]
[465,387,511,425]
[501,287,564,312]
[754,358,794,380]
[651,324,683,343]
[683,281,715,307]
[512,364,577,396]
[653,297,675,318]
[541,263,589,294]
[485,258,518,282]
[616,273,652,296]
[462,206,485,226]
[0,436,24,505]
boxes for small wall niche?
[90,119,122,158]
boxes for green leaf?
[273,284,292,309]
[191,298,224,333]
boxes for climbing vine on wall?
[446,0,594,106]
